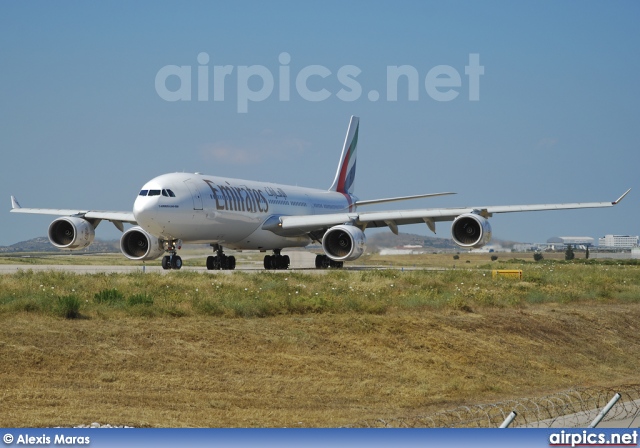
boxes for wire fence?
[352,385,640,428]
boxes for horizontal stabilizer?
[355,192,456,207]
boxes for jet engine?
[322,224,366,261]
[120,226,165,261]
[48,217,95,250]
[451,213,492,249]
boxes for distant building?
[598,235,639,248]
[546,236,595,247]
[513,243,537,252]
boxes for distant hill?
[366,231,520,251]
[2,232,520,254]
[367,232,458,251]
[0,237,120,254]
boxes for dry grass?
[1,256,640,427]
[2,303,640,427]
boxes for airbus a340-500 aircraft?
[10,116,630,270]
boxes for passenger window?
[148,190,161,196]
[139,190,148,196]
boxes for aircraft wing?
[10,196,136,230]
[273,189,631,235]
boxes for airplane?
[10,116,631,271]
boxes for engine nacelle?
[48,217,95,250]
[451,213,492,249]
[322,225,366,261]
[120,226,165,261]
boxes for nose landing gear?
[162,254,183,270]
[161,240,183,270]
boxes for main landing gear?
[161,240,183,270]
[263,249,290,270]
[207,244,236,270]
[315,254,343,269]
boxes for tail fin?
[329,116,359,194]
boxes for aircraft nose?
[133,196,158,229]
[133,195,149,217]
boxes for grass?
[2,305,640,427]
[1,255,640,427]
[2,260,640,318]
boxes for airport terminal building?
[546,236,595,247]
[598,234,639,249]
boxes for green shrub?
[57,295,81,319]
[565,245,575,261]
[127,293,154,306]
[94,288,124,304]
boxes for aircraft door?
[184,179,204,210]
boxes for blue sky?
[1,1,638,246]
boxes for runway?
[0,250,437,275]
[0,251,318,274]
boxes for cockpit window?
[140,188,174,197]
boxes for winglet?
[10,196,21,209]
[612,188,631,205]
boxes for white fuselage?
[133,173,356,250]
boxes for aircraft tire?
[315,254,328,269]
[162,256,171,270]
[171,255,183,270]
